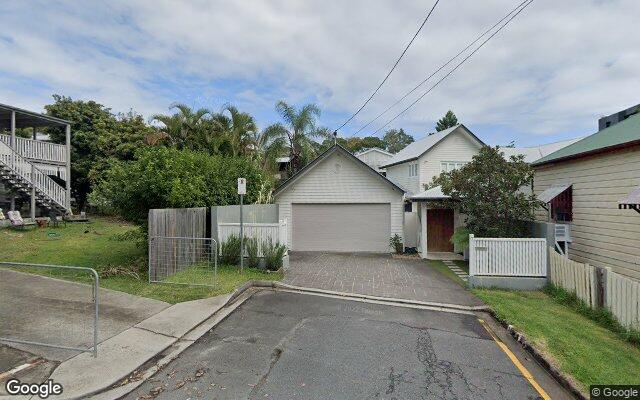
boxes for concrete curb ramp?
[2,280,488,400]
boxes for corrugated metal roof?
[537,184,571,203]
[533,113,640,165]
[410,186,451,201]
[381,125,483,168]
[502,137,583,163]
[619,186,640,205]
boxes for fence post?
[468,234,475,277]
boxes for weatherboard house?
[0,103,72,220]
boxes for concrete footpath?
[12,293,234,400]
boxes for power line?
[354,0,531,135]
[334,0,440,133]
[372,0,533,135]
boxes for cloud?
[0,0,638,146]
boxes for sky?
[1,0,639,147]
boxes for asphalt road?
[123,290,546,400]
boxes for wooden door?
[427,209,454,252]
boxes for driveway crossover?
[284,252,483,307]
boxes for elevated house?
[354,147,393,175]
[0,103,72,219]
[532,108,640,280]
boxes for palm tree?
[263,101,329,173]
[211,105,258,156]
[150,103,210,150]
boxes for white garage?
[274,145,406,253]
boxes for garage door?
[292,203,391,252]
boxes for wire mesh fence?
[0,262,99,357]
[148,236,218,287]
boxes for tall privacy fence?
[469,235,547,277]
[0,262,99,357]
[549,248,640,330]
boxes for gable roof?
[273,144,406,197]
[355,147,393,157]
[502,137,583,163]
[381,124,485,168]
[532,114,640,166]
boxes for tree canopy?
[432,146,541,238]
[435,110,459,132]
[383,128,414,153]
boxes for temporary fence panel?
[469,235,547,277]
[0,262,99,357]
[148,236,217,287]
[549,248,598,308]
[607,271,640,330]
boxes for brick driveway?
[283,252,483,307]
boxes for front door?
[427,209,454,252]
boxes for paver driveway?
[284,252,483,307]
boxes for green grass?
[453,259,469,274]
[0,217,282,303]
[473,288,640,391]
[424,260,466,286]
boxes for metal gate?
[0,262,99,357]
[148,236,218,287]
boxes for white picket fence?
[549,248,640,329]
[607,271,640,330]
[549,249,598,308]
[218,219,287,257]
[469,235,547,277]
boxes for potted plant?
[389,234,403,254]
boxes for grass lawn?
[425,259,466,286]
[473,288,640,391]
[0,216,282,303]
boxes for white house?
[274,145,405,253]
[354,147,393,175]
[381,125,485,257]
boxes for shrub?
[89,147,273,228]
[450,227,471,250]
[220,234,242,265]
[262,238,287,271]
[245,237,260,269]
[389,234,403,254]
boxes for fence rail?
[469,235,547,277]
[218,220,288,256]
[0,262,99,357]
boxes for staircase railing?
[0,139,67,210]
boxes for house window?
[408,163,418,177]
[404,202,413,212]
[551,187,572,222]
[440,161,466,173]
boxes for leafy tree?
[435,110,458,132]
[383,128,414,153]
[150,103,211,150]
[262,101,329,172]
[90,147,272,228]
[432,146,541,238]
[318,135,386,154]
[211,105,258,156]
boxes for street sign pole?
[238,178,246,272]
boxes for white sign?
[237,178,246,195]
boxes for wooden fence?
[148,207,208,280]
[549,248,598,308]
[218,219,287,256]
[607,271,640,329]
[469,235,547,277]
[549,248,640,329]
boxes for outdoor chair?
[49,212,67,228]
[6,211,37,230]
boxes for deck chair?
[7,211,37,230]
